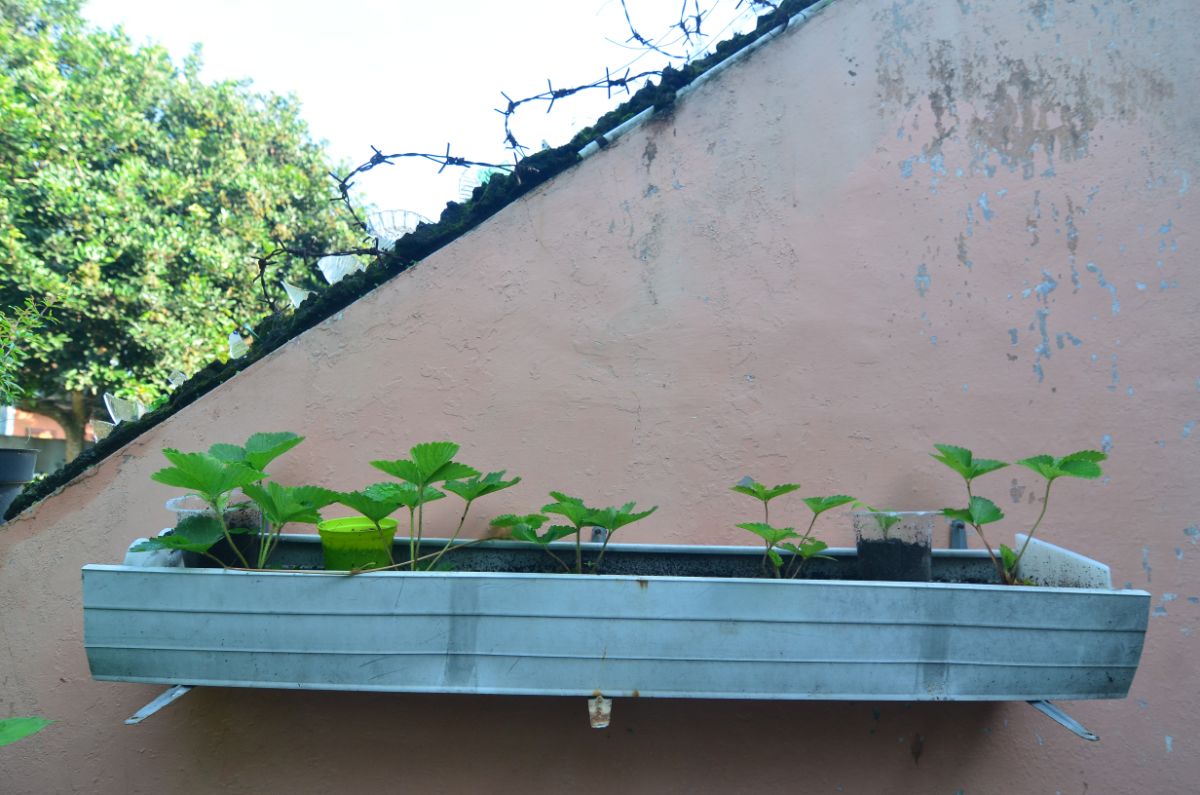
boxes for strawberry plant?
[934,444,1107,584]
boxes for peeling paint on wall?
[914,263,931,297]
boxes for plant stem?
[575,525,583,574]
[347,536,492,574]
[260,520,285,568]
[427,499,473,570]
[416,491,427,568]
[373,520,395,566]
[544,547,572,573]
[970,523,1005,581]
[212,504,250,568]
[592,529,615,574]
[408,505,417,571]
[785,514,820,578]
[1009,480,1054,582]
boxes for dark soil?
[857,537,932,582]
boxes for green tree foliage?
[0,0,357,458]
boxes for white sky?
[83,0,762,221]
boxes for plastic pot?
[165,492,263,531]
[317,517,398,570]
[852,511,939,582]
[0,448,38,520]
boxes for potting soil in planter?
[856,537,931,582]
[851,510,939,582]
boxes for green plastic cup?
[317,517,398,570]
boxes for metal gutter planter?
[83,536,1150,712]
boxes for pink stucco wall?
[3,0,1197,791]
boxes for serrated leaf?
[443,471,520,502]
[1061,450,1108,464]
[208,443,245,463]
[490,513,549,530]
[1016,454,1057,480]
[767,549,783,567]
[968,496,1004,525]
[941,507,973,523]
[970,458,1009,478]
[364,481,444,508]
[334,490,403,523]
[731,481,800,503]
[736,522,798,545]
[542,493,594,527]
[243,482,333,527]
[588,502,657,533]
[133,514,224,553]
[242,432,304,470]
[731,483,767,501]
[802,495,856,516]
[932,444,1008,482]
[510,525,539,543]
[1000,543,1018,572]
[370,458,422,484]
[931,443,973,477]
[1057,458,1103,479]
[151,450,265,502]
[863,510,902,534]
[0,717,53,748]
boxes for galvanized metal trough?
[82,535,1149,703]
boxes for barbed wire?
[251,0,774,315]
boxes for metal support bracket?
[1027,700,1099,741]
[125,685,194,725]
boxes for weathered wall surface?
[2,0,1197,791]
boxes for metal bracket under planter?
[125,685,194,725]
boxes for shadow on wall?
[153,688,1007,789]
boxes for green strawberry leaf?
[1000,543,1018,573]
[542,493,594,527]
[736,522,799,546]
[802,495,856,517]
[132,514,225,554]
[0,717,53,748]
[731,480,800,504]
[443,471,521,502]
[242,432,305,470]
[587,502,657,533]
[932,444,1008,482]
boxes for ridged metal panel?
[83,556,1149,701]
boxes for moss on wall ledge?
[3,0,823,521]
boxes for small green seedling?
[143,449,268,567]
[541,492,599,574]
[139,432,310,568]
[428,471,521,568]
[858,505,903,539]
[730,478,800,526]
[732,479,851,578]
[935,444,1107,584]
[735,521,799,578]
[587,501,657,573]
[372,442,480,567]
[536,493,657,574]
[492,513,573,572]
[242,483,337,568]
